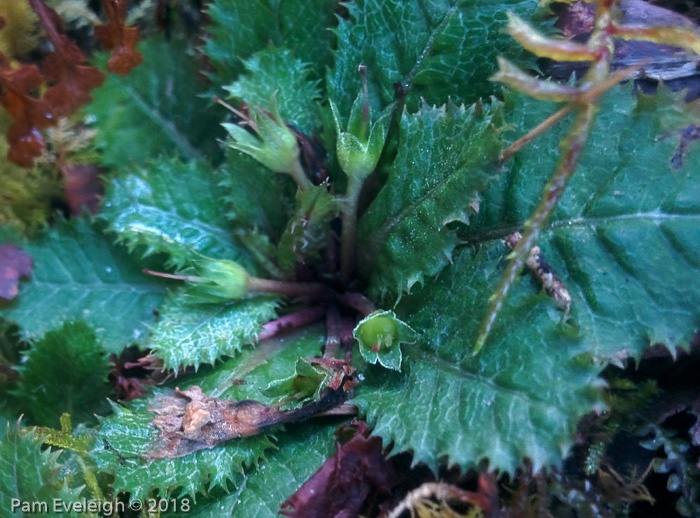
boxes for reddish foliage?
[61,163,104,215]
[94,0,144,76]
[0,243,33,300]
[29,0,105,118]
[0,56,54,167]
[280,421,398,518]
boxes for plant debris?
[280,421,398,518]
[0,243,33,300]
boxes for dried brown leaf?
[280,421,397,518]
[94,0,143,76]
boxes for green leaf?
[92,326,326,500]
[0,219,167,353]
[328,0,533,118]
[358,100,504,300]
[353,245,603,474]
[101,158,252,269]
[88,37,223,167]
[262,358,333,410]
[148,294,279,371]
[469,85,700,360]
[354,310,418,371]
[277,185,338,272]
[224,48,322,135]
[0,423,85,516]
[204,0,338,85]
[14,322,111,427]
[354,86,700,474]
[163,421,339,518]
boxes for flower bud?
[222,93,300,175]
[353,310,418,371]
[330,69,390,180]
[182,257,250,303]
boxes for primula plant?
[1,0,700,516]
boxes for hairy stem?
[340,176,364,282]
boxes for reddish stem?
[337,292,376,316]
[257,306,326,341]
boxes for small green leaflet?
[353,310,418,371]
[204,0,338,85]
[148,294,279,371]
[277,184,338,272]
[224,48,322,135]
[14,322,111,427]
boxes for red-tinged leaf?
[94,0,144,76]
[0,56,54,167]
[0,243,33,300]
[280,421,398,518]
[61,163,104,215]
[28,0,104,118]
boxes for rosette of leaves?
[1,0,700,516]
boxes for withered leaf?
[94,0,144,76]
[29,0,104,118]
[148,378,354,459]
[61,163,104,215]
[0,243,33,300]
[280,421,398,518]
[0,56,54,167]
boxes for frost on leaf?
[0,242,32,300]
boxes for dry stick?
[499,66,642,163]
[475,0,617,354]
[257,306,327,341]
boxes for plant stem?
[257,306,327,341]
[247,276,332,299]
[337,292,376,316]
[289,157,313,191]
[340,176,363,282]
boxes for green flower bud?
[222,93,300,176]
[353,310,418,371]
[182,257,250,303]
[330,76,390,180]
